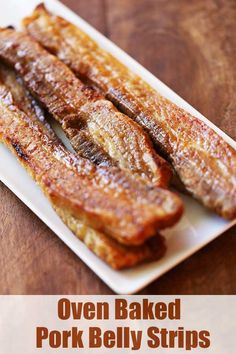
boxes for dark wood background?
[0,0,235,294]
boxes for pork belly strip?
[23,4,236,219]
[0,77,183,246]
[0,62,166,269]
[0,29,171,188]
[55,206,166,270]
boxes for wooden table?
[0,0,235,294]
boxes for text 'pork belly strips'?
[0,63,166,269]
[0,61,183,246]
[0,28,171,189]
[23,4,236,219]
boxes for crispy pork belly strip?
[0,29,171,188]
[54,206,166,270]
[0,63,166,269]
[0,80,183,245]
[23,4,236,219]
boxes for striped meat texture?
[0,62,166,269]
[0,27,171,189]
[23,4,236,219]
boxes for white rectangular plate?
[0,0,235,294]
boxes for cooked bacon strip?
[23,4,236,219]
[55,206,166,270]
[0,62,166,269]
[0,75,183,245]
[0,29,171,188]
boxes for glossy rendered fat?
[0,63,166,269]
[23,4,236,219]
[0,31,171,189]
[0,75,183,245]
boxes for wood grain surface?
[0,0,236,294]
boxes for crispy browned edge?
[0,64,166,269]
